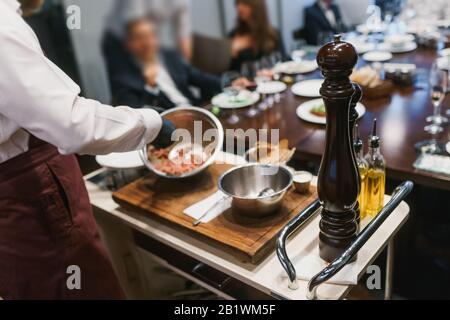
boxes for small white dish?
[96,151,144,170]
[291,79,324,98]
[257,81,287,95]
[274,60,318,75]
[439,48,450,57]
[212,90,260,109]
[378,42,417,54]
[437,57,450,71]
[362,51,393,62]
[296,99,366,125]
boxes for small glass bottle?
[354,125,369,220]
[364,119,386,218]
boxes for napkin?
[183,191,232,223]
[414,154,450,176]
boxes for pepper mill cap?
[317,34,358,71]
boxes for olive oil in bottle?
[364,119,386,218]
[354,125,369,220]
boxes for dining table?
[215,48,450,191]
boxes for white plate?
[446,142,450,155]
[257,81,287,94]
[296,99,366,125]
[96,151,144,170]
[274,60,318,75]
[437,57,450,71]
[439,48,450,57]
[378,42,418,54]
[353,42,376,55]
[212,90,260,109]
[356,24,387,34]
[291,79,323,98]
[362,51,393,62]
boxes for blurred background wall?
[59,0,374,104]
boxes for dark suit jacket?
[102,32,221,111]
[304,2,346,45]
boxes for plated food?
[297,99,366,125]
[212,90,260,109]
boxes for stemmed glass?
[415,63,449,154]
[240,62,260,118]
[427,63,448,126]
[221,71,241,125]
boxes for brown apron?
[0,137,125,300]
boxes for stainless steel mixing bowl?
[140,106,224,179]
[218,164,293,218]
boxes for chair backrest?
[192,33,231,75]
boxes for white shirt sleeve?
[0,26,162,156]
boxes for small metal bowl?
[140,106,224,179]
[218,164,293,218]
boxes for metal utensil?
[139,106,224,179]
[219,164,293,218]
[193,187,275,227]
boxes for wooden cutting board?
[112,164,318,264]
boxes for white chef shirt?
[0,0,163,163]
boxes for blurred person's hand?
[232,77,256,89]
[257,68,275,79]
[144,63,159,87]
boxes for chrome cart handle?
[307,181,414,300]
[276,199,322,290]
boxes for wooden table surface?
[218,48,450,191]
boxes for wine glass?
[221,71,241,125]
[240,61,261,118]
[427,63,448,126]
[415,63,448,154]
[291,40,306,63]
[317,31,334,46]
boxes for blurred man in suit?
[106,0,193,61]
[108,18,222,111]
[303,0,347,45]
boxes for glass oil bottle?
[354,125,369,220]
[364,119,386,218]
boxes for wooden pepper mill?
[316,35,360,262]
[350,84,362,224]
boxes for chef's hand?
[144,64,159,87]
[151,118,176,149]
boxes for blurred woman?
[228,0,284,72]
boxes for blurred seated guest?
[375,0,402,19]
[228,0,285,72]
[106,0,192,61]
[399,0,450,22]
[110,18,223,110]
[303,0,347,45]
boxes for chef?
[0,0,175,299]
